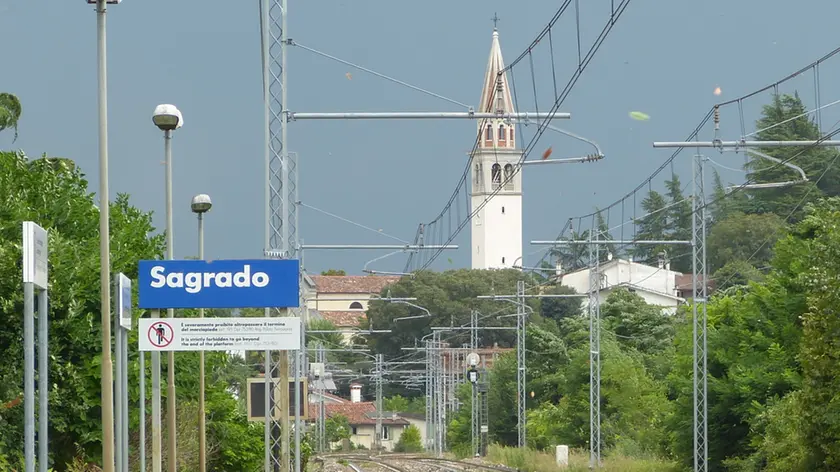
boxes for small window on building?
[349,301,363,310]
[351,426,358,435]
[485,125,493,142]
[502,257,505,264]
[383,426,391,440]
[499,125,506,141]
[503,164,514,190]
[491,163,502,189]
[501,206,505,214]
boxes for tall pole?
[24,282,35,472]
[197,212,206,472]
[515,280,526,449]
[375,354,383,452]
[588,227,602,468]
[152,310,162,471]
[96,1,116,470]
[164,128,177,472]
[114,297,124,471]
[692,154,709,472]
[424,339,432,452]
[139,351,145,472]
[37,288,48,472]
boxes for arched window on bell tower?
[498,124,506,145]
[484,124,493,146]
[503,163,514,190]
[491,163,502,190]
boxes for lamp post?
[152,104,183,472]
[190,194,212,472]
[84,0,121,470]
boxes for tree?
[706,211,787,273]
[632,190,670,264]
[365,269,539,359]
[539,285,582,325]
[394,425,423,453]
[0,93,21,141]
[794,198,840,469]
[744,93,840,219]
[321,269,346,276]
[0,152,264,470]
[325,414,351,444]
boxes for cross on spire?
[492,13,500,30]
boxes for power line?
[404,0,634,272]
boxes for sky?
[3,0,840,275]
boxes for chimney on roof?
[350,383,362,403]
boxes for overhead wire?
[406,0,634,271]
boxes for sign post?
[114,274,132,472]
[22,221,49,472]
[137,258,300,471]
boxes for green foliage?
[539,285,582,325]
[394,425,423,453]
[0,93,22,141]
[706,212,786,273]
[383,395,424,414]
[0,152,264,470]
[320,269,346,276]
[325,414,351,444]
[365,269,539,358]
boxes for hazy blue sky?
[3,0,840,275]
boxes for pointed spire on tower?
[478,26,515,115]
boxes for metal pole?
[24,282,35,472]
[121,330,128,472]
[588,228,602,468]
[164,127,177,472]
[151,310,162,472]
[197,213,206,472]
[424,340,432,452]
[96,1,116,470]
[375,354,383,452]
[37,288,48,472]
[301,244,457,250]
[531,240,690,246]
[139,350,146,472]
[515,280,526,449]
[287,111,570,120]
[260,0,271,467]
[114,302,123,471]
[692,154,709,472]
[652,139,840,148]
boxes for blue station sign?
[138,259,300,309]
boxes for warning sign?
[138,317,301,352]
[147,321,173,348]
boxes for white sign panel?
[138,317,301,352]
[117,273,132,330]
[22,222,48,290]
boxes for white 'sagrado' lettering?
[149,264,270,293]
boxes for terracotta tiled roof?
[320,311,366,327]
[312,275,402,294]
[675,274,715,292]
[309,391,348,403]
[313,402,409,425]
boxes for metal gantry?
[691,153,709,472]
[587,228,602,468]
[374,354,384,451]
[515,280,527,449]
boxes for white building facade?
[560,258,685,314]
[470,28,523,270]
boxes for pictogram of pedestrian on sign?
[147,321,173,349]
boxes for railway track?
[319,452,516,472]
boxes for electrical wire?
[405,0,634,271]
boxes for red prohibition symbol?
[148,321,174,348]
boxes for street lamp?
[191,193,212,472]
[85,1,122,471]
[153,103,183,472]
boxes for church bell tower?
[470,27,523,270]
